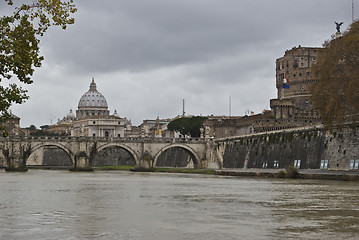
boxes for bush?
[285,165,299,178]
[276,170,285,178]
[167,116,207,137]
[5,165,28,172]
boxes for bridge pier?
[0,137,31,170]
[77,157,89,168]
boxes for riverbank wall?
[215,125,359,171]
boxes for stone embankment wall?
[217,126,359,170]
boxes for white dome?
[67,109,75,119]
[76,78,110,119]
[78,79,108,109]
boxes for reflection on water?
[0,170,358,240]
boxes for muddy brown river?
[0,170,358,239]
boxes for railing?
[215,125,324,143]
[0,136,212,144]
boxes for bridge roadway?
[0,136,218,168]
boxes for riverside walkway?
[216,168,359,180]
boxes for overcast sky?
[2,0,357,127]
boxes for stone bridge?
[3,126,354,171]
[0,136,221,168]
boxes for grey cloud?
[7,0,356,127]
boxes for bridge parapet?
[12,136,211,144]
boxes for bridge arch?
[154,144,201,168]
[96,143,139,166]
[29,143,75,165]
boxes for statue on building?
[200,127,204,138]
[141,125,149,138]
[205,126,210,139]
[334,21,343,33]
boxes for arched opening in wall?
[93,146,135,167]
[27,146,72,167]
[156,147,197,168]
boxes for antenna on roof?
[229,96,231,116]
[353,0,355,23]
[182,99,185,116]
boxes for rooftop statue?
[334,21,343,33]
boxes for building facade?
[2,113,29,137]
[256,46,322,131]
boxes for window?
[278,73,285,82]
[262,161,268,169]
[93,121,96,124]
[274,160,279,169]
[349,160,359,170]
[293,60,298,68]
[105,131,109,137]
[320,160,329,170]
[93,133,96,137]
[294,160,301,169]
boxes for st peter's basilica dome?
[76,78,110,118]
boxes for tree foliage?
[0,0,76,133]
[25,124,37,130]
[168,116,207,138]
[310,20,359,129]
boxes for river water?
[0,170,358,240]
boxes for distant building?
[275,46,319,103]
[139,117,176,138]
[48,78,132,137]
[47,109,75,135]
[254,46,322,132]
[204,111,272,139]
[1,113,29,137]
